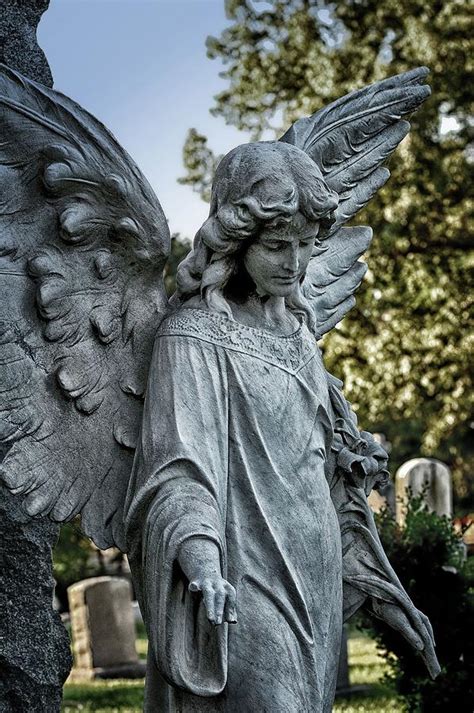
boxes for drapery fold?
[125,332,230,699]
[125,310,343,711]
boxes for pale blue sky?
[38,0,252,239]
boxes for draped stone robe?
[125,307,345,712]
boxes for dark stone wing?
[281,68,431,336]
[0,66,170,549]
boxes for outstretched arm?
[326,372,440,679]
[124,331,234,696]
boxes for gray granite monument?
[0,58,440,712]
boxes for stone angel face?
[244,212,318,298]
[0,63,440,709]
[174,141,339,329]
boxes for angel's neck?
[227,293,298,336]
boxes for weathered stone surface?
[126,130,440,710]
[0,484,72,712]
[0,0,52,86]
[0,3,71,712]
[396,457,453,524]
[68,577,145,680]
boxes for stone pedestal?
[396,457,452,525]
[68,576,146,680]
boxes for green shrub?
[358,494,474,712]
[53,520,98,610]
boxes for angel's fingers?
[410,608,435,651]
[202,585,217,624]
[412,614,440,678]
[423,644,441,679]
[419,610,435,644]
[224,585,237,623]
[214,588,226,625]
[188,580,202,593]
[376,602,424,651]
[400,613,426,651]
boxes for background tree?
[164,233,193,295]
[179,0,474,511]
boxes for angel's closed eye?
[263,240,287,251]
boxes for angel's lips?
[272,274,299,283]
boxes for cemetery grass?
[62,630,402,712]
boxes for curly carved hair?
[175,141,339,330]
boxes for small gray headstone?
[396,457,452,525]
[67,576,146,680]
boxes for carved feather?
[282,68,431,334]
[304,227,371,337]
[0,65,170,549]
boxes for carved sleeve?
[325,371,440,677]
[125,332,229,696]
[325,371,404,619]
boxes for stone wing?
[280,68,431,337]
[0,66,170,549]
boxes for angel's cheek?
[243,246,276,284]
[298,244,314,275]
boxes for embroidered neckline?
[158,308,316,374]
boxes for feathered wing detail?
[326,374,440,678]
[303,226,372,338]
[280,67,431,336]
[0,66,170,549]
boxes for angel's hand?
[178,536,237,625]
[371,598,441,679]
[189,575,237,626]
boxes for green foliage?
[334,700,402,713]
[179,130,221,203]
[358,495,474,711]
[60,636,397,711]
[53,520,98,608]
[164,233,191,295]
[62,679,144,712]
[180,0,474,510]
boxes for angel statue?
[0,64,440,712]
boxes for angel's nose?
[283,246,299,272]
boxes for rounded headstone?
[396,457,452,524]
[68,576,145,680]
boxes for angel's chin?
[267,282,298,297]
